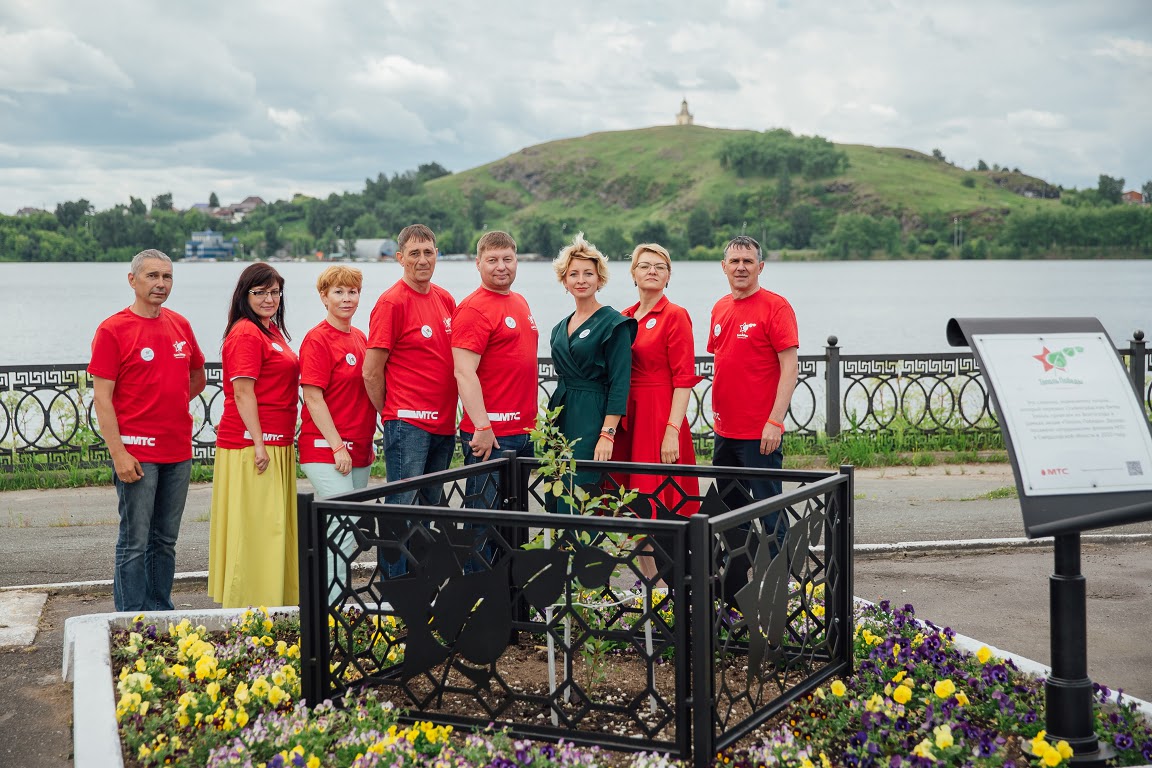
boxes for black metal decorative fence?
[296,456,854,766]
[2,330,1147,468]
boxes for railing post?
[1128,330,1147,413]
[689,513,714,768]
[837,465,855,671]
[296,491,323,707]
[825,336,841,438]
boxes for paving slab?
[0,590,48,647]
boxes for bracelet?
[474,424,493,432]
[766,419,786,433]
[598,433,615,443]
[665,422,680,434]
[332,444,348,454]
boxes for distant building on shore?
[1121,190,1146,205]
[184,229,239,261]
[675,98,694,126]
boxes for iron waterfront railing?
[296,455,855,766]
[1,330,1147,468]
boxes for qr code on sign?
[1127,461,1144,476]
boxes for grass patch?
[0,431,1007,492]
[983,485,1019,500]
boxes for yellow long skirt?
[208,446,299,608]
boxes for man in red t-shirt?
[364,224,457,574]
[708,235,799,511]
[452,231,539,551]
[88,249,206,611]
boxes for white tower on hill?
[675,98,694,126]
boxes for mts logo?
[122,435,157,447]
[1040,468,1069,476]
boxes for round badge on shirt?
[140,347,155,362]
[713,323,722,336]
[645,318,657,329]
[505,317,517,329]
[578,329,591,339]
[345,353,357,366]
[421,325,433,338]
[271,342,284,352]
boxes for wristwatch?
[600,427,616,436]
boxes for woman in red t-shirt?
[209,263,300,609]
[298,265,377,602]
[612,243,703,518]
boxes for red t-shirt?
[216,320,300,449]
[88,308,205,463]
[298,321,377,466]
[367,280,457,435]
[707,289,799,440]
[451,287,539,437]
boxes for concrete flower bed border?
[63,602,1152,768]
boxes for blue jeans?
[379,420,456,576]
[459,430,534,571]
[713,435,788,543]
[113,460,191,612]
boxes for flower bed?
[110,602,1152,767]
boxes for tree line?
[3,146,1150,263]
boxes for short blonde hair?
[553,232,610,286]
[316,265,363,293]
[629,242,672,274]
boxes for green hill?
[425,125,1061,245]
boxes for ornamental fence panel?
[1,330,1146,469]
[296,456,854,766]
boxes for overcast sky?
[1,0,1149,214]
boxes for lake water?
[1,260,1149,364]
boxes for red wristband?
[332,444,348,455]
[766,419,786,433]
[599,433,614,443]
[666,422,680,434]
[474,424,493,432]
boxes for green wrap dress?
[547,306,637,511]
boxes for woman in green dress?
[547,233,637,510]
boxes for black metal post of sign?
[945,317,1152,766]
[1046,534,1113,766]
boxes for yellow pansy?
[955,691,970,706]
[976,645,992,664]
[933,679,956,699]
[892,685,912,705]
[933,724,954,749]
[830,680,847,697]
[912,739,935,760]
[891,670,907,683]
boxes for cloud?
[352,56,452,93]
[0,26,132,94]
[0,0,1150,214]
[1007,110,1068,130]
[267,107,304,132]
[1093,36,1152,59]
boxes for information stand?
[947,317,1152,766]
